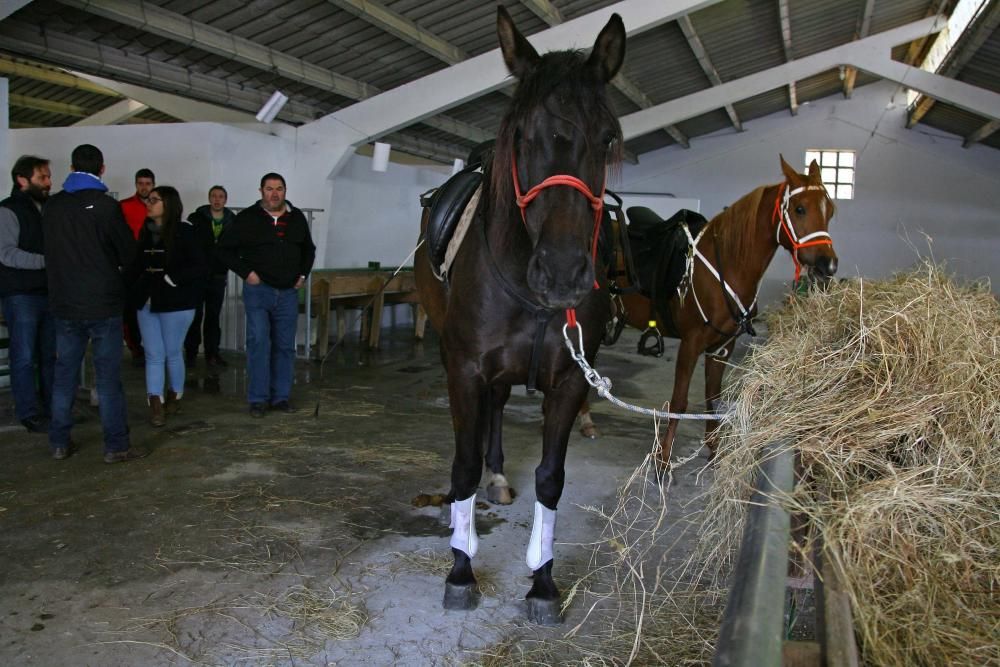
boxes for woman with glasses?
[127,186,208,425]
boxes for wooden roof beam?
[57,0,491,144]
[843,0,875,99]
[677,14,742,131]
[907,0,1000,128]
[777,0,798,115]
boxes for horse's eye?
[603,133,615,148]
[795,205,806,215]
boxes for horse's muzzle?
[526,248,594,309]
[812,254,838,278]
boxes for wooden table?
[309,268,426,356]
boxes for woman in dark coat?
[128,186,208,425]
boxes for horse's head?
[777,155,839,279]
[493,7,625,309]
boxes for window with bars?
[805,149,854,200]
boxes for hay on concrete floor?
[705,262,1000,667]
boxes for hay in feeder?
[704,262,1000,667]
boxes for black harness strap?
[479,214,556,394]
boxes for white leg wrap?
[449,495,478,558]
[526,501,557,570]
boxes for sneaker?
[22,416,49,434]
[103,447,149,464]
[51,440,76,460]
[249,403,267,418]
[270,400,297,414]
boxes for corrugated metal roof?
[1,0,996,161]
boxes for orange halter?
[511,152,606,326]
[772,182,834,281]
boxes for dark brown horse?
[602,156,838,468]
[414,7,624,624]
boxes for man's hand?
[294,275,305,289]
[246,271,261,285]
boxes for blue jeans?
[243,283,298,405]
[49,316,129,453]
[1,294,56,421]
[137,305,196,398]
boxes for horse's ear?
[497,5,540,79]
[779,154,803,183]
[587,13,626,82]
[807,159,822,182]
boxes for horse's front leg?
[658,336,701,471]
[703,340,734,458]
[443,372,487,610]
[525,373,589,625]
[484,384,514,504]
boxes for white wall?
[8,79,999,298]
[8,122,293,212]
[618,81,1000,304]
[7,122,449,271]
[327,155,447,268]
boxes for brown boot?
[149,395,166,427]
[165,390,181,416]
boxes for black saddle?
[420,142,494,273]
[625,207,708,301]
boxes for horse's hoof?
[443,582,478,610]
[580,424,598,439]
[526,596,562,625]
[486,484,513,505]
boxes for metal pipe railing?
[713,440,796,667]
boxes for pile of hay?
[704,262,1000,666]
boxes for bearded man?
[0,155,56,433]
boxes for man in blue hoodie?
[41,144,145,463]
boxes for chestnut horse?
[605,156,838,468]
[414,8,624,624]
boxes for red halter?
[510,152,606,327]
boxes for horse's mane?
[489,50,623,226]
[705,186,768,265]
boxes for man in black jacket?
[184,184,235,368]
[216,172,315,418]
[0,155,55,433]
[42,144,145,463]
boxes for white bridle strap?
[679,222,756,326]
[777,185,833,245]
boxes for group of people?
[0,144,316,463]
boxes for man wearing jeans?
[42,144,145,463]
[216,173,315,418]
[0,155,55,434]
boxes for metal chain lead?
[562,323,727,421]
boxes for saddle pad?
[424,169,484,271]
[439,185,482,278]
[625,207,708,299]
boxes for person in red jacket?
[119,168,155,365]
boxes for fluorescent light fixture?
[451,158,465,175]
[372,142,391,172]
[256,90,288,123]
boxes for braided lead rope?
[562,323,728,422]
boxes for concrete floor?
[0,326,718,666]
